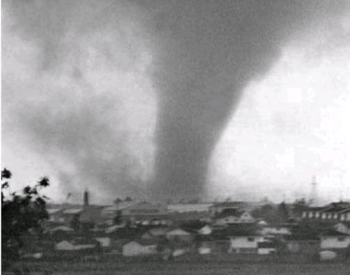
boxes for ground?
[5,260,350,275]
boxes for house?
[214,211,255,225]
[55,240,75,251]
[95,237,111,248]
[333,222,350,235]
[166,228,193,242]
[214,214,240,226]
[122,202,170,224]
[198,225,212,235]
[47,209,64,223]
[261,226,291,237]
[141,227,169,240]
[302,202,350,222]
[228,234,264,254]
[101,202,135,225]
[122,240,158,257]
[169,211,211,223]
[284,235,320,254]
[257,241,277,255]
[339,208,350,222]
[320,229,350,250]
[196,234,230,254]
[209,201,248,216]
[50,225,74,233]
[62,208,83,225]
[105,222,127,234]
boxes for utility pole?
[309,175,318,206]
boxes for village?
[19,190,350,264]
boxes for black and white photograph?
[2,0,350,274]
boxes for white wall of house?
[257,247,275,255]
[320,236,350,249]
[240,212,255,223]
[122,241,157,257]
[262,227,291,236]
[229,236,264,253]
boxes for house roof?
[169,211,211,221]
[50,226,74,232]
[305,207,327,212]
[47,209,62,214]
[124,239,160,247]
[210,201,246,208]
[321,229,350,237]
[338,207,350,214]
[284,234,320,241]
[105,223,127,234]
[63,209,83,214]
[166,228,191,236]
[211,225,261,239]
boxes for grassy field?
[9,260,350,275]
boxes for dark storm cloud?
[2,0,349,202]
[2,0,154,201]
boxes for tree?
[277,202,290,224]
[114,197,123,204]
[2,168,50,271]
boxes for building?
[209,201,249,216]
[228,233,264,254]
[320,229,350,250]
[213,210,255,226]
[302,202,350,222]
[122,240,158,257]
[122,202,170,224]
[257,241,277,255]
[166,228,193,243]
[101,202,135,225]
[339,208,350,222]
[47,209,64,223]
[79,190,104,226]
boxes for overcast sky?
[2,0,350,205]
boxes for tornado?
[147,0,349,201]
[3,0,349,202]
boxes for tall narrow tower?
[309,175,318,206]
[83,189,89,207]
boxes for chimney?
[84,189,89,207]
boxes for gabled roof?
[338,207,350,214]
[105,223,127,234]
[124,239,160,247]
[166,228,191,236]
[211,225,261,239]
[50,226,74,232]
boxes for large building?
[302,202,350,222]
